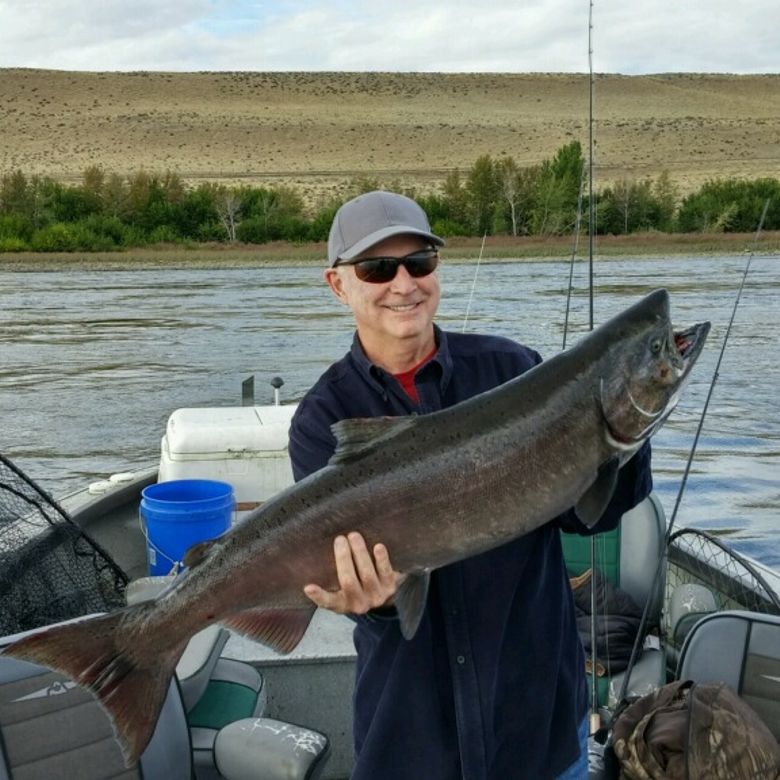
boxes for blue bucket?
[140,479,234,576]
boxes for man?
[288,190,652,779]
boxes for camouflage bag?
[611,679,780,779]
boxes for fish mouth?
[602,318,711,453]
[673,320,711,378]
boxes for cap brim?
[333,226,445,265]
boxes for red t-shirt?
[392,346,437,404]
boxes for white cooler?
[158,404,298,521]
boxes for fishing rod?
[615,197,772,708]
[461,232,487,332]
[583,0,602,736]
[587,0,595,334]
[562,159,587,350]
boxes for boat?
[2,371,778,779]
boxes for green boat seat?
[190,657,267,780]
[677,610,780,741]
[561,492,667,708]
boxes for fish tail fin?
[2,605,186,767]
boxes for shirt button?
[456,655,466,665]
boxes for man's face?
[325,233,441,356]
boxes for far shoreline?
[1,231,778,272]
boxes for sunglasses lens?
[353,258,397,283]
[405,251,439,278]
[352,250,438,283]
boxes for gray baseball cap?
[327,190,444,267]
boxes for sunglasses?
[339,248,439,284]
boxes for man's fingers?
[303,583,341,611]
[373,543,395,586]
[348,532,383,595]
[334,534,362,596]
[304,534,402,615]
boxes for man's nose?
[390,263,417,292]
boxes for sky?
[0,0,777,74]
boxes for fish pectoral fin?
[220,605,316,655]
[574,457,620,528]
[329,415,417,465]
[182,539,218,568]
[395,571,430,640]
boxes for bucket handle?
[138,513,183,575]
[138,506,238,575]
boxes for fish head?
[598,288,710,452]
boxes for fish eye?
[650,338,662,354]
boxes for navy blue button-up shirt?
[289,325,652,780]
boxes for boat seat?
[664,582,718,672]
[0,618,190,780]
[189,658,268,780]
[0,619,330,780]
[677,610,780,741]
[561,492,667,708]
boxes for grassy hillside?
[2,70,778,206]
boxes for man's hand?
[303,532,404,614]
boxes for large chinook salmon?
[2,288,709,765]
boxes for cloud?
[0,0,777,73]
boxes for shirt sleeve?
[288,394,338,482]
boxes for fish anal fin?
[220,605,316,655]
[395,571,430,640]
[329,416,417,465]
[575,457,620,528]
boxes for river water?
[1,254,778,567]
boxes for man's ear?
[324,267,348,303]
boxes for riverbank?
[2,231,778,271]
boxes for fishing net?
[0,453,128,637]
[664,527,780,665]
[666,527,780,615]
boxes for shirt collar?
[348,324,453,395]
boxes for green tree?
[529,142,584,236]
[440,170,470,232]
[237,186,305,243]
[308,201,340,242]
[494,156,522,236]
[466,155,498,235]
[653,171,678,232]
[677,178,780,233]
[0,170,30,215]
[103,173,129,219]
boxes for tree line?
[1,143,777,252]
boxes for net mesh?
[0,454,128,636]
[665,526,780,655]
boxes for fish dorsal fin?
[329,415,417,465]
[574,457,620,528]
[395,571,431,640]
[220,605,317,655]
